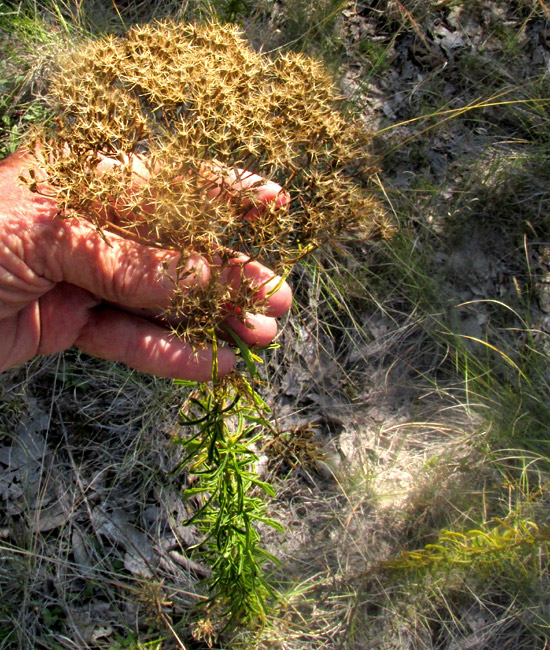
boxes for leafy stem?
[172,346,283,631]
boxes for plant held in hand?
[22,19,391,634]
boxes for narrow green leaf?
[222,327,260,379]
[250,478,276,497]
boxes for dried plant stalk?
[25,19,392,344]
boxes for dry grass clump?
[24,19,392,344]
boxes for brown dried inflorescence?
[26,20,391,344]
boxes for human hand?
[0,149,292,380]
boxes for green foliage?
[0,3,59,158]
[107,633,164,650]
[269,0,348,55]
[214,0,251,22]
[387,517,550,577]
[0,101,49,158]
[171,369,283,631]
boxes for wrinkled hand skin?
[0,150,292,380]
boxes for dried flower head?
[25,19,391,345]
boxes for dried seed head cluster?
[26,20,392,344]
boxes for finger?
[29,215,210,310]
[221,259,293,317]
[0,303,42,371]
[16,150,291,316]
[223,313,279,348]
[205,167,290,219]
[0,283,100,371]
[95,157,290,227]
[74,307,236,381]
[20,148,291,228]
[11,151,292,329]
[37,282,101,354]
